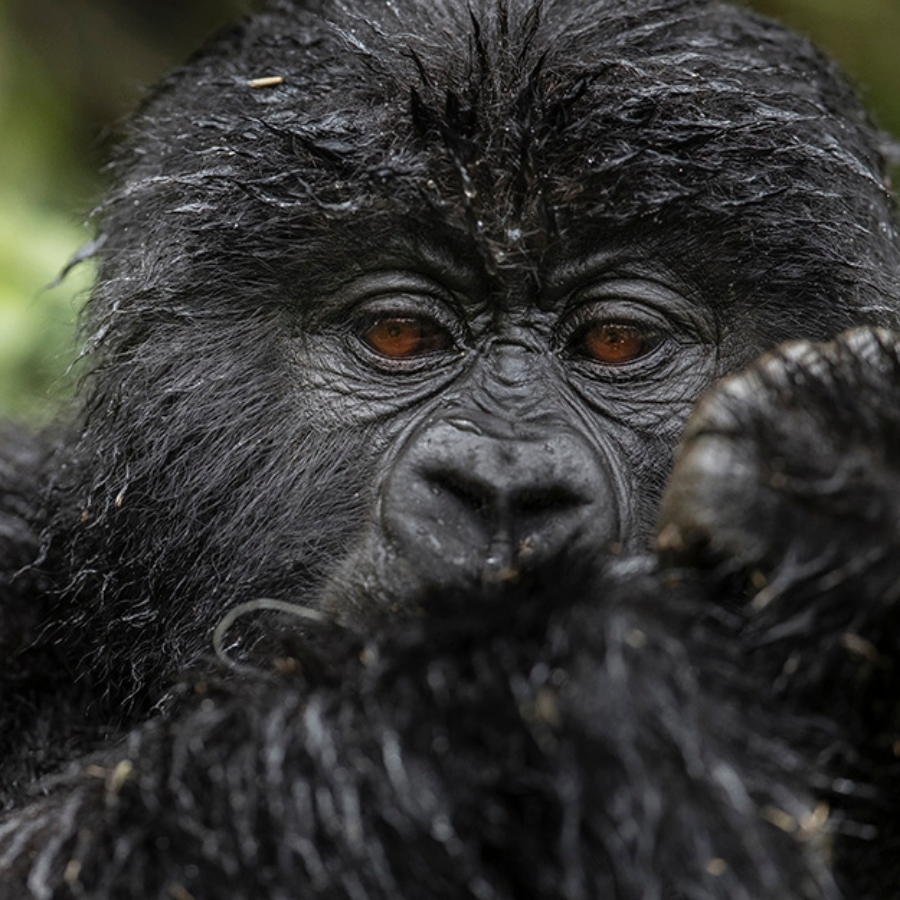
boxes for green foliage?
[0,196,88,423]
[0,0,90,423]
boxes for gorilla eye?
[362,316,451,359]
[578,322,659,364]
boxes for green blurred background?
[1,0,898,423]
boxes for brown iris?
[362,317,449,359]
[581,322,656,364]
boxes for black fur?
[3,330,900,898]
[34,0,900,707]
[0,568,847,900]
[2,0,900,897]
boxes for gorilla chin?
[2,1,900,898]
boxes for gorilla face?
[42,0,900,693]
[306,231,720,617]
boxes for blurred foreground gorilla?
[2,0,900,897]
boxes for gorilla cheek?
[376,413,626,593]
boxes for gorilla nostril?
[425,468,494,517]
[424,469,590,521]
[513,486,590,516]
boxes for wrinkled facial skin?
[45,0,900,688]
[297,227,720,618]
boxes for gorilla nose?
[381,416,620,589]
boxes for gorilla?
[1,0,900,897]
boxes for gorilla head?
[36,0,900,704]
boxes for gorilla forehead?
[111,0,885,221]
[98,0,899,330]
